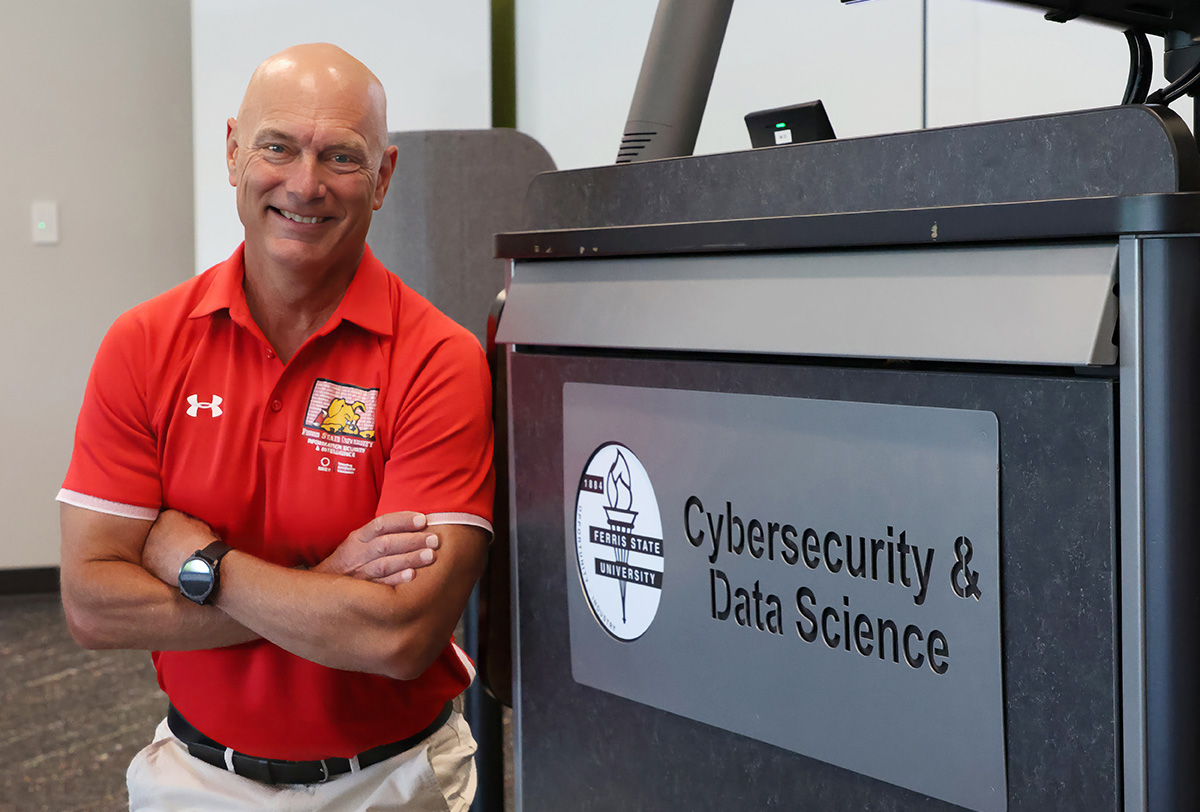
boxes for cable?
[1122,31,1140,104]
[1147,49,1200,105]
[1123,30,1154,105]
[1134,32,1154,103]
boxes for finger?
[358,511,428,542]
[338,533,437,578]
[353,548,437,581]
[368,532,439,560]
[353,557,424,582]
[376,568,416,587]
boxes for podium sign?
[564,382,1006,812]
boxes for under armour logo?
[186,394,223,417]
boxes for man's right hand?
[313,512,440,586]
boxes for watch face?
[179,556,215,602]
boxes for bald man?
[58,44,494,811]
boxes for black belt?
[166,701,453,785]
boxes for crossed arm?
[60,504,488,681]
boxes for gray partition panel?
[510,352,1118,811]
[370,129,555,344]
[523,106,1196,231]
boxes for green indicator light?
[775,122,787,128]
[37,222,46,229]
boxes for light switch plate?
[32,201,59,245]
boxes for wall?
[0,0,194,570]
[926,0,1191,127]
[517,0,1194,171]
[516,0,925,171]
[191,0,492,274]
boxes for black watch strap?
[198,539,234,565]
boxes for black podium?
[494,105,1200,811]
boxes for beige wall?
[0,1,194,569]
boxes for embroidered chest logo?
[186,394,223,417]
[302,379,379,474]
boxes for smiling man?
[57,44,493,811]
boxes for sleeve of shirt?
[376,331,495,533]
[58,311,162,520]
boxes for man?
[58,43,493,811]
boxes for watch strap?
[198,539,233,565]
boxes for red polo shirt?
[59,244,494,759]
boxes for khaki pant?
[126,704,476,812]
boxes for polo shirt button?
[270,399,283,412]
[267,350,276,360]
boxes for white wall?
[517,0,925,171]
[517,0,1196,171]
[926,0,1193,127]
[515,0,660,170]
[0,1,194,570]
[697,1,925,153]
[191,0,492,274]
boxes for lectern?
[494,104,1200,811]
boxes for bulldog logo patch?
[302,379,380,474]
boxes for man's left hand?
[314,512,441,586]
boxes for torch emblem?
[603,450,637,622]
[574,442,664,641]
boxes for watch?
[178,539,234,605]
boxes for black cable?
[1134,31,1154,103]
[1122,30,1142,104]
[1121,31,1138,104]
[1148,49,1200,105]
[1122,30,1154,105]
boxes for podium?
[494,105,1200,811]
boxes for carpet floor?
[0,594,514,812]
[0,594,162,812]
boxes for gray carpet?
[0,594,515,812]
[0,593,163,812]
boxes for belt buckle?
[317,758,330,784]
